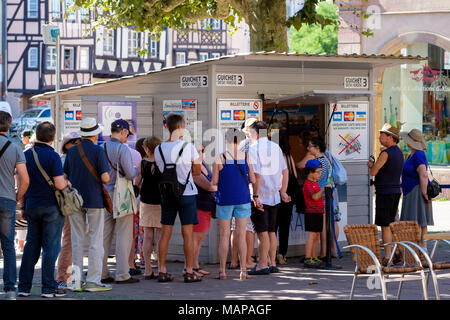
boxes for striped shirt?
[303,179,324,214]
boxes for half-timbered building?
[6,0,94,109]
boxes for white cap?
[0,101,12,116]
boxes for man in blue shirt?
[64,117,111,292]
[0,107,29,300]
[18,122,67,298]
[101,119,139,284]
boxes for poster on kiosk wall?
[329,102,369,161]
[63,101,82,134]
[217,99,262,131]
[98,101,137,145]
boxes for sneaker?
[71,281,86,292]
[304,258,321,269]
[115,277,140,284]
[5,291,16,300]
[101,277,115,284]
[83,282,112,292]
[57,282,69,290]
[18,292,31,297]
[129,268,142,276]
[41,289,66,298]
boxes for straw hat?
[400,128,427,151]
[78,117,103,137]
[242,118,257,134]
[61,131,81,153]
[379,123,401,138]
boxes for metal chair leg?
[380,275,388,300]
[397,274,405,299]
[350,274,357,300]
[427,271,440,300]
[420,270,429,300]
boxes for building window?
[79,47,89,70]
[211,19,221,30]
[128,30,139,57]
[103,29,114,55]
[27,0,39,19]
[51,0,61,19]
[176,52,186,65]
[199,52,208,61]
[149,37,158,58]
[211,52,221,59]
[28,47,39,69]
[202,19,221,30]
[64,48,74,69]
[65,0,76,21]
[46,47,57,70]
[80,7,90,22]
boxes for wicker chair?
[343,224,429,300]
[390,221,450,300]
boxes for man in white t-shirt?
[154,114,202,283]
[248,121,290,275]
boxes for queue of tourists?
[0,102,435,299]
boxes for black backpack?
[157,142,191,198]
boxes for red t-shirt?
[303,179,324,214]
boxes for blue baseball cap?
[111,119,133,135]
[305,159,321,169]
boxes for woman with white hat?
[399,128,433,249]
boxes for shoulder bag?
[31,148,83,216]
[110,145,137,219]
[427,165,442,199]
[77,143,113,214]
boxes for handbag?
[427,166,442,199]
[77,143,113,214]
[110,145,137,219]
[31,148,83,216]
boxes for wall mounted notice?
[216,73,244,86]
[63,101,82,134]
[180,75,208,88]
[98,101,137,143]
[217,99,262,131]
[329,102,369,161]
[344,76,369,89]
[163,99,197,139]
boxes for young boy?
[303,159,331,268]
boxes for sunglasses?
[68,139,81,144]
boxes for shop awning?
[265,89,377,105]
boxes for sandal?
[144,272,158,280]
[184,272,202,283]
[214,272,227,280]
[184,268,203,278]
[239,271,250,280]
[194,268,210,275]
[157,272,174,282]
[227,263,239,270]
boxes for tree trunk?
[247,0,288,52]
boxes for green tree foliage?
[73,0,369,52]
[289,1,338,54]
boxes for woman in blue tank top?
[212,128,256,281]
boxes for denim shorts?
[216,203,251,220]
[161,195,198,226]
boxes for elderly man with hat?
[64,117,111,292]
[367,123,404,265]
[399,128,433,250]
[100,119,139,285]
